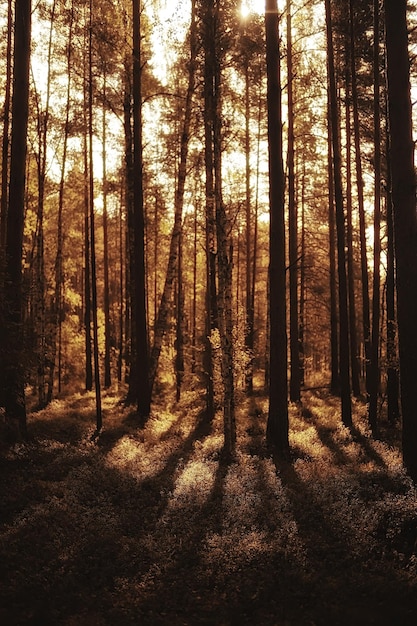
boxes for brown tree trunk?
[265,0,289,456]
[368,0,382,435]
[1,0,31,438]
[384,0,417,481]
[148,0,197,396]
[102,73,112,389]
[88,0,102,432]
[287,0,300,403]
[325,0,352,427]
[0,0,12,257]
[132,0,151,419]
[349,0,371,395]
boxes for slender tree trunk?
[1,0,31,438]
[265,0,289,455]
[385,139,400,424]
[368,0,381,435]
[287,0,300,403]
[47,0,74,403]
[202,0,218,419]
[384,0,417,481]
[88,0,102,432]
[191,193,198,374]
[148,0,197,395]
[132,0,151,419]
[325,0,352,427]
[344,81,361,398]
[244,53,254,394]
[0,0,12,257]
[175,226,185,402]
[349,0,371,395]
[117,184,124,384]
[83,22,93,393]
[327,98,339,395]
[31,0,56,409]
[299,161,306,387]
[102,73,112,389]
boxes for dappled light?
[2,387,417,623]
[2,0,417,623]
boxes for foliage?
[1,388,417,623]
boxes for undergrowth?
[1,386,417,625]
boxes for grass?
[1,385,417,624]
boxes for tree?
[148,0,197,394]
[325,0,352,428]
[287,0,301,403]
[368,0,382,435]
[384,0,417,481]
[1,0,32,438]
[265,0,289,456]
[132,0,151,419]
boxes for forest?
[1,0,417,623]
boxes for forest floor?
[1,382,417,625]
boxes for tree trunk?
[349,0,371,396]
[47,0,74,403]
[327,99,339,395]
[148,0,197,395]
[132,0,151,419]
[325,0,352,428]
[287,0,301,403]
[88,0,102,432]
[344,80,360,398]
[385,139,400,424]
[265,0,289,456]
[0,0,12,257]
[1,0,31,438]
[368,0,382,436]
[102,73,112,389]
[384,0,417,481]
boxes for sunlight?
[240,1,250,19]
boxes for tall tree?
[265,0,289,456]
[349,0,371,396]
[132,0,151,419]
[88,0,102,432]
[287,0,301,403]
[0,0,12,256]
[148,0,197,394]
[212,0,236,458]
[325,0,352,427]
[368,0,382,435]
[1,0,32,438]
[384,0,417,481]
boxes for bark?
[287,0,301,403]
[0,0,12,256]
[385,142,400,424]
[344,82,360,398]
[102,73,112,389]
[349,0,371,395]
[88,0,102,432]
[132,0,151,418]
[1,0,32,438]
[83,25,93,393]
[384,0,417,481]
[265,0,289,455]
[327,99,339,395]
[202,0,217,419]
[368,0,382,435]
[325,0,352,427]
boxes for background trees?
[0,0,416,477]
